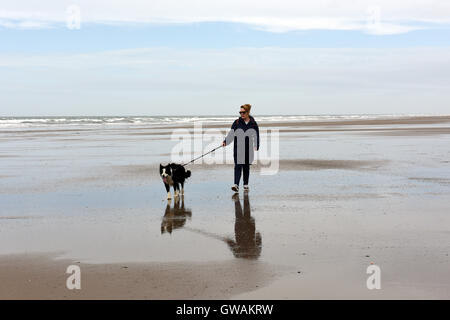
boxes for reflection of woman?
[178,194,262,259]
[223,104,260,193]
[225,193,262,259]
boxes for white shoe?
[231,184,239,193]
[243,185,249,192]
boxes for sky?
[1,0,450,116]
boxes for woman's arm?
[254,122,260,151]
[223,120,238,146]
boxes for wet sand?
[0,115,449,299]
[0,159,388,194]
[0,253,277,300]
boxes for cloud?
[0,0,449,34]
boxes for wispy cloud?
[1,0,450,34]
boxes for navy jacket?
[224,116,260,165]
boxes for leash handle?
[182,145,223,167]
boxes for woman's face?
[240,108,249,120]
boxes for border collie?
[159,163,191,199]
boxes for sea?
[0,114,440,128]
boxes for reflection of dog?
[161,197,192,234]
[159,163,191,200]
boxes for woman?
[222,104,260,193]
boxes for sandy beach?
[0,115,449,299]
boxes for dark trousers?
[234,164,250,185]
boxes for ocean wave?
[0,114,446,128]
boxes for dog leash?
[181,145,223,167]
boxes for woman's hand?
[222,141,226,147]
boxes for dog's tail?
[185,170,191,178]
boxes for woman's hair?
[240,104,251,114]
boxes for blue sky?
[2,23,450,54]
[1,1,450,116]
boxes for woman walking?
[222,104,260,193]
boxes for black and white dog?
[159,163,191,199]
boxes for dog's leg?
[174,183,179,198]
[164,182,172,200]
[181,181,185,195]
